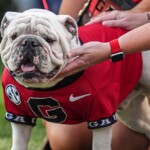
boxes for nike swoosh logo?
[69,93,91,102]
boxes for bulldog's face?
[0,9,79,88]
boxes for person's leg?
[112,120,150,150]
[45,122,92,150]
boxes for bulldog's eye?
[45,37,55,44]
[11,33,17,40]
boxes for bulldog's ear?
[57,15,78,40]
[0,12,20,37]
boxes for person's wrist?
[98,42,111,61]
[91,42,111,62]
[104,42,111,59]
[109,39,124,62]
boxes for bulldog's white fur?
[1,10,81,88]
[0,9,150,150]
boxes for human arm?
[58,23,150,77]
[58,0,86,19]
[86,11,149,30]
[86,0,150,30]
[131,0,150,12]
[118,22,150,54]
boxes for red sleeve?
[78,23,127,43]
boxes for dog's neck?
[22,71,84,90]
[16,77,64,89]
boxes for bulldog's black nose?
[21,38,39,48]
[20,38,40,59]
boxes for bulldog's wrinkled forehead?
[1,8,78,49]
[7,9,59,31]
[5,8,76,40]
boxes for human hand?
[86,10,148,30]
[58,42,110,78]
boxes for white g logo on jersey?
[5,84,21,105]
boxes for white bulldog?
[0,9,150,150]
[0,9,79,88]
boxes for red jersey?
[89,0,141,17]
[2,23,142,129]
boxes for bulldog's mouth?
[11,60,60,83]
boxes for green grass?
[0,65,46,150]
